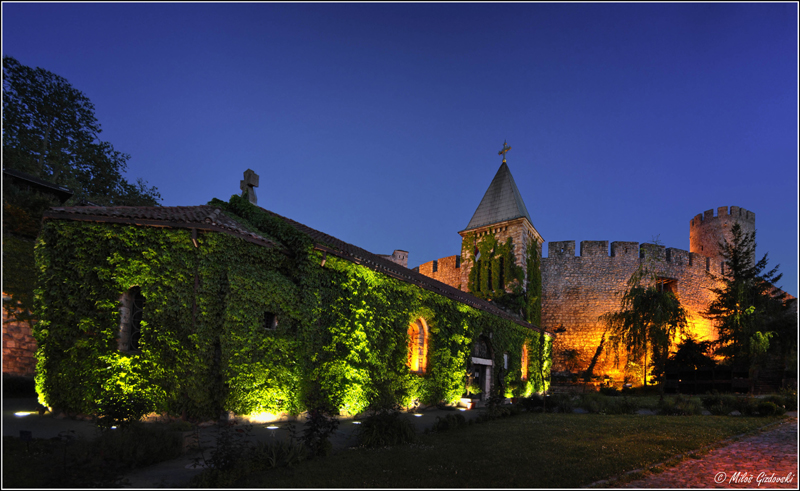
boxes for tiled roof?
[44,203,550,335]
[43,205,276,248]
[462,162,533,232]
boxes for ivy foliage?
[35,195,551,419]
[463,231,542,325]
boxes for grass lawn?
[237,413,780,488]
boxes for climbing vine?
[463,231,543,325]
[34,195,551,419]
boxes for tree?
[3,56,161,206]
[600,253,688,386]
[666,335,716,372]
[703,223,795,369]
[3,56,161,321]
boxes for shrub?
[302,408,339,458]
[193,424,254,473]
[95,392,153,431]
[578,393,605,414]
[433,413,466,431]
[757,401,785,417]
[763,392,797,412]
[599,386,619,397]
[506,403,523,416]
[549,393,574,413]
[249,438,305,468]
[701,392,738,416]
[189,424,306,488]
[658,395,702,416]
[778,389,797,411]
[517,394,545,412]
[357,411,416,447]
[733,397,758,416]
[604,396,639,415]
[94,423,182,469]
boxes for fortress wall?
[417,255,462,290]
[542,241,718,381]
[690,206,756,270]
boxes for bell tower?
[458,143,543,292]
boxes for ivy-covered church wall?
[35,196,551,420]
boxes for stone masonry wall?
[690,206,756,274]
[541,241,719,382]
[2,293,37,377]
[458,217,543,292]
[417,255,462,290]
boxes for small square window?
[264,312,278,330]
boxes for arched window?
[472,336,491,359]
[407,319,428,374]
[118,286,145,352]
[521,344,529,381]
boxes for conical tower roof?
[462,162,533,232]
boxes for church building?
[32,169,552,421]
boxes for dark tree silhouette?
[703,223,795,369]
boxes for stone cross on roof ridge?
[462,161,533,232]
[240,169,259,205]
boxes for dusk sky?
[3,3,798,296]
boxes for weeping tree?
[600,256,688,386]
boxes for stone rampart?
[417,255,462,290]
[690,206,756,271]
[542,241,719,382]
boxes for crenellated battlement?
[689,205,756,262]
[690,206,755,227]
[546,240,711,271]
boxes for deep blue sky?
[3,3,798,296]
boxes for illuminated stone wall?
[2,293,37,377]
[417,255,462,290]
[541,241,719,381]
[690,206,756,274]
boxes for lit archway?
[407,318,429,374]
[521,343,529,381]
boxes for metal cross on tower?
[498,140,511,163]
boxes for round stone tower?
[689,206,755,274]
